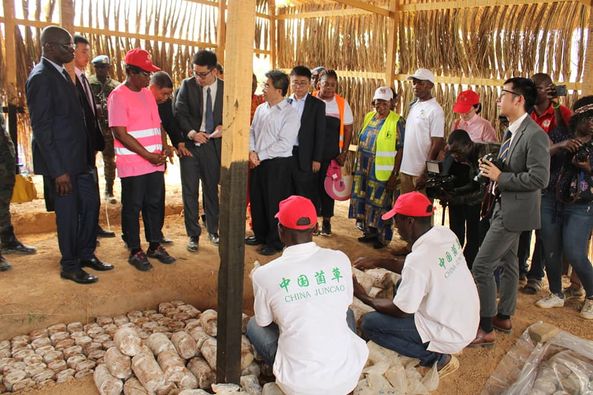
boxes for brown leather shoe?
[492,316,512,333]
[468,328,495,348]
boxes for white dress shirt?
[250,99,301,161]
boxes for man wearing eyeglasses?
[470,77,550,347]
[175,50,224,252]
[26,26,106,284]
[287,66,326,218]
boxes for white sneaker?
[580,299,593,320]
[535,293,565,309]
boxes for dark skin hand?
[55,173,72,196]
[353,276,410,317]
[353,256,405,274]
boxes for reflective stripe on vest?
[360,111,400,182]
[114,127,162,156]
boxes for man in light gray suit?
[469,77,550,347]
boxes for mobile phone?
[554,84,568,97]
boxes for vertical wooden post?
[217,0,227,65]
[216,0,255,384]
[384,0,398,87]
[584,6,593,262]
[269,0,277,68]
[59,0,75,33]
[3,0,19,170]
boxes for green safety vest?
[360,110,400,182]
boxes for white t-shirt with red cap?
[251,242,368,395]
[393,225,480,354]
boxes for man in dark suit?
[174,50,223,252]
[470,77,550,346]
[26,26,108,284]
[72,34,116,242]
[287,66,326,219]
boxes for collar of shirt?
[532,104,555,121]
[43,57,66,76]
[203,78,218,91]
[508,112,529,135]
[266,98,291,111]
[290,93,308,103]
[459,114,479,127]
[281,241,319,258]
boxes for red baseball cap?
[275,195,317,230]
[453,90,480,114]
[382,192,435,220]
[124,48,160,72]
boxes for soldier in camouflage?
[0,112,36,271]
[88,55,120,203]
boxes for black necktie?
[205,87,214,133]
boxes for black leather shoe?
[81,257,114,271]
[208,233,220,245]
[187,236,199,252]
[60,269,98,284]
[97,226,116,238]
[258,245,280,256]
[358,234,378,244]
[0,256,11,271]
[245,236,264,246]
[2,241,37,254]
[160,236,173,244]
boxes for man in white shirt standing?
[400,68,445,194]
[353,192,479,376]
[246,70,300,256]
[247,195,368,395]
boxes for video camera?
[575,140,593,163]
[425,160,456,200]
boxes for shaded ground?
[3,162,593,394]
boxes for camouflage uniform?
[88,75,120,195]
[0,113,16,238]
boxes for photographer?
[534,96,593,320]
[437,130,499,268]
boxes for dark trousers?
[290,153,318,211]
[317,159,335,218]
[250,157,293,249]
[518,230,545,280]
[448,203,481,269]
[121,171,165,250]
[53,172,99,272]
[180,142,221,237]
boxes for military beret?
[91,55,110,65]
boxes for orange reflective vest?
[314,92,346,150]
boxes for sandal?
[520,279,541,295]
[438,355,460,379]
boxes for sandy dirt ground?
[2,162,593,394]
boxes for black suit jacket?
[174,78,224,143]
[26,59,89,178]
[295,94,326,172]
[75,72,105,166]
[158,98,184,148]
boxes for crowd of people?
[1,23,592,394]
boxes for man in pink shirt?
[108,49,175,271]
[451,90,498,143]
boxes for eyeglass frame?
[193,68,214,79]
[499,89,521,99]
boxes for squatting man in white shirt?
[353,192,480,378]
[246,195,368,395]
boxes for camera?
[553,84,568,97]
[475,153,504,183]
[425,160,456,200]
[575,140,593,162]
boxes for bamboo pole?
[216,0,255,384]
[583,5,593,95]
[384,0,398,87]
[217,0,226,65]
[269,0,277,68]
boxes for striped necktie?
[498,130,513,162]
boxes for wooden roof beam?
[330,0,392,17]
[402,0,590,12]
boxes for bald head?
[40,26,74,65]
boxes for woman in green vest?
[348,87,405,249]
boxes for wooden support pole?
[583,5,593,96]
[3,0,20,170]
[216,0,255,384]
[217,0,226,65]
[384,0,398,87]
[269,0,277,68]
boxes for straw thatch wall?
[278,0,590,139]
